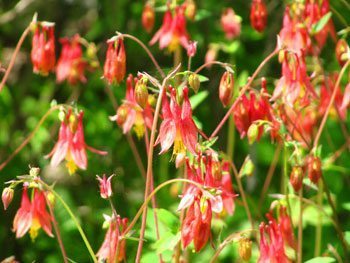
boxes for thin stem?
[0,24,31,92]
[0,105,62,172]
[313,60,350,149]
[209,229,256,263]
[210,48,279,139]
[229,160,255,232]
[226,115,235,160]
[194,61,233,74]
[135,65,180,262]
[258,143,282,211]
[120,34,165,78]
[45,193,68,263]
[297,187,303,263]
[314,180,323,257]
[321,174,349,259]
[40,181,97,262]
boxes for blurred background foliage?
[0,0,349,262]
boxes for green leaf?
[345,231,350,245]
[189,90,209,110]
[305,257,335,263]
[152,231,181,253]
[311,12,332,34]
[155,208,179,233]
[195,9,211,21]
[221,41,240,54]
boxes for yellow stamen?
[29,218,41,241]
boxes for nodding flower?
[178,153,236,252]
[97,214,128,263]
[250,0,268,33]
[142,3,155,33]
[258,206,295,263]
[109,74,153,138]
[150,5,190,52]
[103,37,126,84]
[56,34,87,85]
[13,187,53,241]
[221,8,241,40]
[31,22,56,76]
[156,86,198,165]
[46,109,107,175]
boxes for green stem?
[314,181,323,257]
[40,181,97,262]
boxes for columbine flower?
[307,156,322,184]
[97,214,128,263]
[178,154,236,251]
[250,0,268,33]
[56,34,87,85]
[150,6,190,52]
[103,37,126,85]
[142,3,155,33]
[156,87,198,164]
[13,187,53,240]
[181,197,212,252]
[221,8,241,40]
[96,174,114,199]
[279,6,309,54]
[46,110,107,174]
[31,22,56,75]
[258,206,295,263]
[110,74,153,138]
[273,51,316,107]
[304,0,336,52]
[233,87,276,141]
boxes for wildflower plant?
[0,1,350,262]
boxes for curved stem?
[210,48,279,139]
[194,61,233,74]
[0,105,62,172]
[124,178,203,235]
[209,229,256,263]
[120,33,165,78]
[0,25,31,92]
[314,181,323,257]
[40,181,97,262]
[313,60,350,149]
[46,193,68,263]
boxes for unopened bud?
[205,45,218,66]
[308,156,322,184]
[335,39,349,67]
[187,41,197,57]
[185,0,196,20]
[188,73,200,93]
[290,166,304,192]
[238,237,252,261]
[2,187,14,210]
[29,167,40,177]
[247,123,259,145]
[142,4,155,33]
[135,78,149,108]
[219,71,234,107]
[116,105,128,126]
[148,94,156,107]
[250,0,268,33]
[96,174,114,199]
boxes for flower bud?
[290,166,304,192]
[250,0,268,33]
[135,78,149,108]
[205,45,218,66]
[29,167,40,177]
[115,105,128,126]
[2,187,14,210]
[219,71,234,107]
[247,123,259,145]
[96,174,114,199]
[185,0,196,21]
[187,41,197,57]
[142,3,155,33]
[335,39,349,67]
[238,237,252,261]
[308,156,322,184]
[188,73,200,93]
